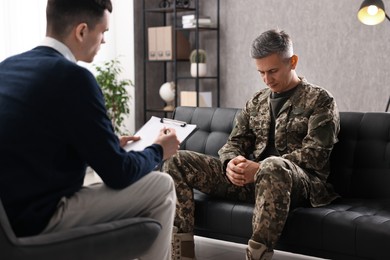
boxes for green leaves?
[94,58,133,135]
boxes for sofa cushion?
[280,198,390,259]
[194,188,390,259]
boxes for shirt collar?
[40,37,77,63]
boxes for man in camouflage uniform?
[163,29,340,260]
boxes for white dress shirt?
[40,37,77,63]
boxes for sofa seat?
[194,192,390,260]
[173,106,390,260]
[281,198,390,259]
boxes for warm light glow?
[358,5,386,25]
[367,5,379,15]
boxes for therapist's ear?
[75,23,88,42]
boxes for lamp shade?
[358,0,386,25]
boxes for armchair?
[0,198,161,260]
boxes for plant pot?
[191,63,207,77]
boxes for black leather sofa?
[172,106,390,260]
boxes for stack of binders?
[148,26,190,61]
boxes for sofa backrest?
[173,107,390,199]
[173,106,240,157]
[328,112,390,199]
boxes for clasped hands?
[226,155,260,186]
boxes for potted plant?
[94,58,132,135]
[189,49,207,77]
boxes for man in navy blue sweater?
[0,0,179,259]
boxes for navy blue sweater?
[0,47,163,237]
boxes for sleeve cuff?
[151,144,163,160]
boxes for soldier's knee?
[162,151,180,174]
[257,157,292,182]
[261,156,286,173]
[162,150,195,175]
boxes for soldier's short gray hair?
[250,29,293,59]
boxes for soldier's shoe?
[172,227,196,260]
[246,239,274,260]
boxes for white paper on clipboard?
[124,116,197,151]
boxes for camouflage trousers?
[162,150,311,250]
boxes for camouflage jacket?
[218,78,340,206]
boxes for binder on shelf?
[147,27,157,60]
[156,26,165,60]
[163,26,172,60]
[124,116,198,151]
[147,26,190,61]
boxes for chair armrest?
[6,217,161,260]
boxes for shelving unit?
[142,0,220,123]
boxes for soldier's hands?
[226,156,259,186]
[154,128,180,160]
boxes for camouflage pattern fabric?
[219,77,340,206]
[163,150,255,233]
[163,77,340,250]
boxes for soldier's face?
[255,53,298,93]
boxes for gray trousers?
[41,171,176,260]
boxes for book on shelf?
[182,15,211,24]
[182,16,212,28]
[182,23,212,29]
[182,14,210,20]
[183,18,211,23]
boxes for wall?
[219,0,390,112]
[0,0,135,134]
[135,0,390,129]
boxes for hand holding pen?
[154,127,180,160]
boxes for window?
[0,0,135,133]
[0,0,47,62]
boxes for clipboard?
[124,116,198,151]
